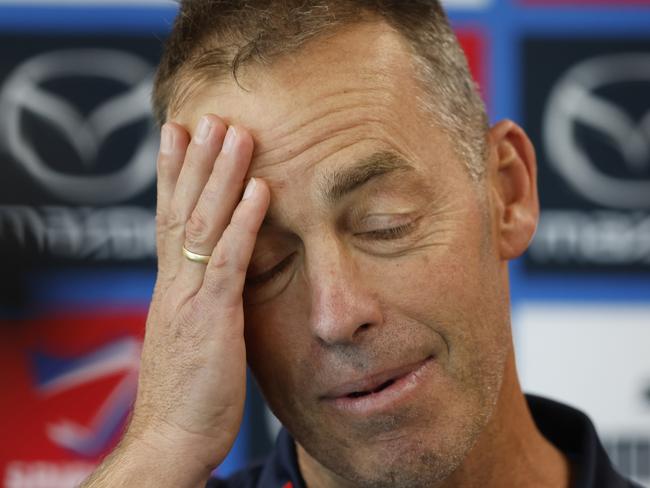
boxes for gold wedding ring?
[182,246,211,264]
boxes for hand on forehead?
[170,22,440,178]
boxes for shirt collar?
[526,394,633,488]
[258,395,633,488]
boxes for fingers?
[156,123,189,269]
[199,177,271,310]
[183,125,254,256]
[173,123,259,294]
[165,114,228,271]
[155,112,266,304]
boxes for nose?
[306,239,383,346]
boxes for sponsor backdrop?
[0,0,648,487]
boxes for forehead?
[173,21,460,192]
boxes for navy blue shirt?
[207,395,640,488]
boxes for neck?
[297,348,572,488]
[440,348,571,488]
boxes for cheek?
[244,301,326,431]
[244,292,312,400]
[385,215,507,363]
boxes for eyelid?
[359,222,415,240]
[358,212,414,230]
[353,213,421,241]
[246,252,296,286]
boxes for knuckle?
[157,279,195,324]
[157,281,186,317]
[165,209,186,233]
[207,243,229,272]
[219,244,248,275]
[184,210,210,247]
[155,210,169,231]
[198,183,221,207]
[202,244,245,293]
[181,295,207,324]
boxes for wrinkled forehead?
[172,22,434,153]
[170,21,463,210]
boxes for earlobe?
[488,120,540,261]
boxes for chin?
[317,437,469,488]
[296,399,491,488]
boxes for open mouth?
[346,378,398,398]
[324,355,435,404]
[325,357,435,415]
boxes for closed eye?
[246,252,297,286]
[358,222,416,240]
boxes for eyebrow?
[320,150,415,205]
[261,151,415,229]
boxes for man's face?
[177,22,512,488]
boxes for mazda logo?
[0,48,158,205]
[543,53,650,210]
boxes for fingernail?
[194,116,212,145]
[242,178,257,200]
[160,124,173,154]
[222,126,237,154]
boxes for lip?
[321,356,435,415]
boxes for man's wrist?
[80,429,218,488]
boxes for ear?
[487,120,539,261]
